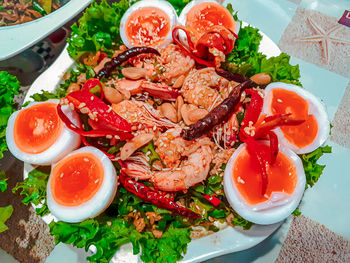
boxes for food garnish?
[3,1,333,262]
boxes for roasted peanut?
[250,73,271,85]
[175,96,184,122]
[122,67,147,80]
[103,86,124,104]
[67,83,80,94]
[159,103,178,123]
[181,104,198,126]
[173,75,186,88]
[188,108,208,123]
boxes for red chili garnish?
[81,79,104,100]
[57,104,133,140]
[237,90,306,195]
[119,173,201,219]
[203,194,222,207]
[243,89,264,126]
[245,138,269,195]
[66,90,132,132]
[268,131,278,165]
[254,113,305,139]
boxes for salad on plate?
[5,0,332,262]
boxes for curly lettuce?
[302,145,332,188]
[0,205,13,233]
[67,0,130,59]
[0,71,20,159]
[12,168,50,216]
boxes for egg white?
[262,82,330,154]
[6,99,81,165]
[47,146,118,223]
[178,0,240,35]
[223,142,306,225]
[120,0,178,48]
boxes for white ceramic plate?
[23,23,283,262]
[0,0,93,60]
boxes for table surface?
[1,0,350,262]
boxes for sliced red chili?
[245,138,269,196]
[203,194,222,207]
[119,173,201,219]
[66,90,132,132]
[81,78,104,100]
[268,131,278,165]
[254,113,305,139]
[172,26,215,67]
[243,89,264,126]
[57,104,133,140]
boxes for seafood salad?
[7,0,332,262]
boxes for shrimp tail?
[181,79,256,141]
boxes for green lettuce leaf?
[50,217,191,263]
[302,145,332,188]
[0,205,13,233]
[12,168,50,216]
[67,0,130,59]
[167,0,191,15]
[0,171,8,192]
[225,11,301,85]
[0,71,20,159]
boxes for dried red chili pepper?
[119,173,201,219]
[181,79,256,141]
[203,194,222,207]
[95,47,160,80]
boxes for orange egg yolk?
[186,2,236,38]
[126,7,171,46]
[269,88,318,149]
[13,102,62,154]
[51,153,104,207]
[233,144,297,205]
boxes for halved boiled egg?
[6,100,81,165]
[178,0,239,37]
[262,82,330,154]
[120,0,178,48]
[47,146,118,223]
[224,141,306,225]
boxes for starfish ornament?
[297,17,350,64]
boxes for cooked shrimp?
[152,145,213,191]
[120,133,154,160]
[130,44,195,84]
[154,128,190,168]
[121,152,153,180]
[181,68,229,110]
